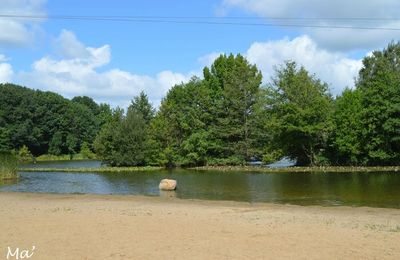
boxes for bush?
[207,155,246,166]
[18,145,33,162]
[314,153,331,166]
[80,142,96,159]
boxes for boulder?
[159,179,177,191]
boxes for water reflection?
[1,169,400,208]
[159,190,177,199]
[0,178,19,186]
[19,160,102,169]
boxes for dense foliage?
[2,42,400,167]
[266,62,333,166]
[0,84,110,157]
[330,88,363,165]
[144,54,266,166]
[355,43,400,165]
[94,92,153,166]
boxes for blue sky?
[1,0,399,107]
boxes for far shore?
[0,192,399,259]
[19,165,400,173]
[191,165,400,173]
[19,166,163,173]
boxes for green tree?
[203,54,263,161]
[267,61,333,166]
[98,103,112,126]
[48,131,63,156]
[94,108,124,165]
[129,91,155,124]
[149,55,266,166]
[71,96,100,115]
[330,88,363,165]
[66,133,78,159]
[0,127,11,152]
[113,108,147,166]
[94,92,154,166]
[356,42,400,165]
[80,141,96,159]
[0,84,104,156]
[181,130,210,166]
[148,78,212,166]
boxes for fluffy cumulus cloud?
[19,30,192,107]
[0,0,46,47]
[221,0,400,51]
[198,52,223,67]
[246,35,362,94]
[203,35,362,95]
[19,30,362,106]
[54,30,92,59]
[0,54,13,83]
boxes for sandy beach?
[0,192,399,259]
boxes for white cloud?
[221,0,400,51]
[0,63,13,83]
[18,30,192,108]
[197,35,363,94]
[15,28,363,108]
[223,0,400,18]
[198,52,223,67]
[0,0,46,46]
[245,35,362,94]
[54,29,91,59]
[34,31,111,77]
[0,55,9,62]
[0,54,13,83]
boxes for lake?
[1,160,400,208]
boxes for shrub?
[18,145,33,162]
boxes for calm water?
[1,161,400,208]
[18,160,102,169]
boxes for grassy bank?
[189,165,400,173]
[0,153,19,180]
[36,153,97,162]
[19,165,400,174]
[20,166,163,173]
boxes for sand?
[0,192,399,259]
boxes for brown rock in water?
[159,179,177,191]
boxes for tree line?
[0,84,111,158]
[1,42,400,166]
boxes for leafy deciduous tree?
[356,42,400,165]
[267,61,333,166]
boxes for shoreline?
[19,166,163,173]
[1,191,399,210]
[19,165,400,173]
[1,191,400,210]
[1,192,399,259]
[190,165,400,173]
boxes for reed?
[0,152,19,180]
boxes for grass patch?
[18,164,400,174]
[20,166,163,173]
[19,165,400,174]
[0,152,19,180]
[36,153,97,162]
[189,165,400,173]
